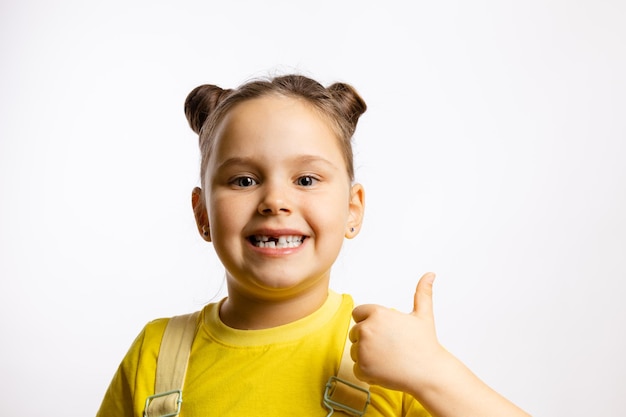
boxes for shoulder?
[143,317,170,341]
[130,317,170,359]
[98,310,207,415]
[96,317,172,417]
[114,317,170,385]
[115,312,202,391]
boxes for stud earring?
[350,227,355,233]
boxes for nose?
[257,182,291,215]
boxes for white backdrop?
[1,1,625,416]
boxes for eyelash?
[230,175,319,188]
[231,176,258,187]
[295,175,318,187]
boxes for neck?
[219,283,330,330]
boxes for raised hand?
[349,272,445,393]
[350,272,532,417]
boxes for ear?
[191,187,211,242]
[345,183,365,239]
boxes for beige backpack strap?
[323,315,371,416]
[144,311,200,417]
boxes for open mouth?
[249,235,305,249]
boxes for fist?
[349,272,444,392]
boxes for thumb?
[412,272,436,317]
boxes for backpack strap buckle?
[144,389,183,417]
[323,376,370,416]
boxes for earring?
[350,227,355,233]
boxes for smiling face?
[198,94,364,304]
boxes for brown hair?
[184,74,367,186]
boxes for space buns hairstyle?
[184,74,367,186]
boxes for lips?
[249,234,305,248]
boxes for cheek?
[208,195,236,232]
[312,191,352,227]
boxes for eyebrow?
[216,155,339,171]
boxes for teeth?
[252,235,304,248]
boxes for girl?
[97,74,530,416]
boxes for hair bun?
[184,84,232,134]
[327,82,367,136]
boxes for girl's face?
[200,94,364,303]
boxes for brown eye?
[296,176,317,187]
[233,177,257,187]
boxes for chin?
[254,277,310,291]
[249,273,326,295]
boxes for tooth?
[252,235,304,248]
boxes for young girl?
[97,74,530,416]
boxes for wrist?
[404,346,460,399]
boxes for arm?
[350,273,531,417]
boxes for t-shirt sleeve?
[402,392,432,417]
[96,319,169,417]
[367,385,432,417]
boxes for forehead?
[212,95,343,157]
[220,94,332,133]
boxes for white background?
[1,1,625,416]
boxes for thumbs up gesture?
[350,272,445,393]
[350,273,532,417]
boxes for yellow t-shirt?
[96,291,431,416]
